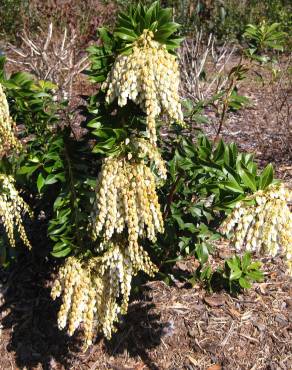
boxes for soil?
[0,251,291,370]
[0,49,291,369]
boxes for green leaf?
[51,241,67,252]
[44,174,60,186]
[189,206,202,218]
[149,21,158,32]
[183,223,196,233]
[248,261,262,270]
[239,277,251,289]
[117,14,133,30]
[157,8,172,26]
[29,156,41,163]
[229,268,242,280]
[227,258,239,271]
[213,140,225,162]
[51,246,72,258]
[37,173,45,192]
[242,252,251,271]
[48,222,69,236]
[92,137,116,153]
[17,165,39,175]
[220,180,244,194]
[114,27,137,42]
[246,270,264,282]
[165,38,184,50]
[87,120,102,129]
[224,145,230,165]
[195,243,209,264]
[238,164,257,192]
[145,2,157,27]
[98,27,113,52]
[258,163,274,190]
[200,265,212,281]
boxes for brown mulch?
[204,55,292,184]
[0,250,291,370]
[0,50,291,370]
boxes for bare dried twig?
[7,22,90,101]
[179,32,235,102]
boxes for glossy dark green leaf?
[195,243,209,264]
[220,180,244,194]
[17,165,39,175]
[44,174,60,185]
[114,28,138,42]
[37,173,45,192]
[213,140,225,162]
[258,163,274,190]
[51,246,72,258]
[238,164,257,192]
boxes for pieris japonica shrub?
[0,56,58,262]
[0,83,31,251]
[156,133,291,287]
[0,1,291,349]
[221,183,292,275]
[18,1,184,346]
[59,1,184,345]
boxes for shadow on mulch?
[0,252,168,370]
[102,289,170,370]
[0,253,78,370]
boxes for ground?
[0,251,291,370]
[0,53,291,369]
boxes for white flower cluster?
[52,26,183,346]
[0,174,32,248]
[0,83,20,155]
[103,29,183,144]
[221,183,292,275]
[51,239,157,345]
[91,157,164,269]
[132,137,167,180]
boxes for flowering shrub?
[0,81,31,252]
[0,1,291,350]
[221,183,292,274]
[51,1,184,345]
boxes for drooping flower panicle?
[91,157,164,269]
[0,83,20,155]
[221,183,292,275]
[132,137,167,181]
[0,174,32,248]
[103,29,183,144]
[51,239,157,345]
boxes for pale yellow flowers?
[0,83,20,155]
[103,29,183,144]
[91,157,164,265]
[221,183,292,275]
[51,239,157,345]
[0,174,32,248]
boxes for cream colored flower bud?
[221,183,292,275]
[0,84,21,155]
[103,30,183,145]
[0,174,32,248]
